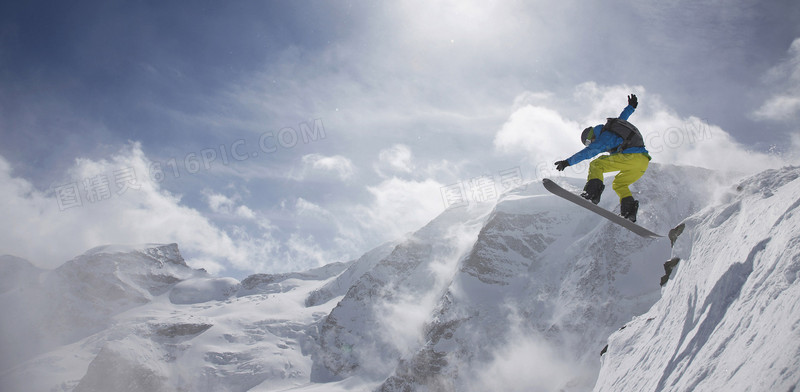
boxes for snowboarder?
[554,94,651,222]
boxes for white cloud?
[295,197,330,218]
[375,144,414,177]
[754,37,800,122]
[0,143,236,273]
[206,192,236,214]
[203,190,259,222]
[640,115,789,173]
[235,205,256,220]
[300,154,355,181]
[0,143,299,275]
[354,177,445,242]
[572,82,647,122]
[470,308,597,392]
[472,335,590,392]
[284,233,329,271]
[493,105,582,172]
[754,95,800,122]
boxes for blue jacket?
[566,105,649,166]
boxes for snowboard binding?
[620,196,639,222]
[581,179,605,205]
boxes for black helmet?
[581,126,595,146]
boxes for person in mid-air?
[554,94,651,222]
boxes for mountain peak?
[80,243,186,267]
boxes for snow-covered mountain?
[1,164,798,391]
[593,166,800,392]
[0,244,204,371]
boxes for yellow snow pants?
[587,153,651,200]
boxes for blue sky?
[2,0,799,276]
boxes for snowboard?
[542,178,663,238]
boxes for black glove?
[628,94,638,108]
[555,160,569,171]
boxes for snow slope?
[594,166,800,392]
[2,164,798,391]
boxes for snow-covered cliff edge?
[594,166,800,392]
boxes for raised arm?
[619,94,638,121]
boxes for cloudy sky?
[2,0,799,276]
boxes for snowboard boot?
[581,179,605,205]
[620,196,639,222]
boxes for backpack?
[601,118,645,153]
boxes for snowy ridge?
[305,241,396,307]
[2,165,799,391]
[594,166,800,392]
[311,201,496,382]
